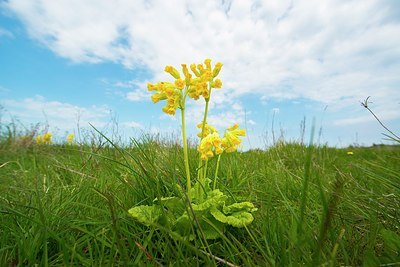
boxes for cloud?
[126,88,150,102]
[0,27,14,39]
[2,95,111,131]
[4,0,400,131]
[121,121,143,129]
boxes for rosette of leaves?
[128,179,257,240]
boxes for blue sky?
[1,0,399,149]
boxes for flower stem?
[213,154,222,190]
[197,90,212,181]
[181,91,191,193]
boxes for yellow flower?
[204,58,212,71]
[222,124,246,153]
[198,132,223,160]
[151,92,167,103]
[36,135,43,144]
[148,59,224,114]
[43,132,52,144]
[67,133,74,143]
[213,62,223,77]
[197,64,205,75]
[197,122,218,138]
[190,63,200,77]
[212,79,222,89]
[347,151,354,155]
[164,66,181,79]
[174,79,185,90]
[147,83,157,91]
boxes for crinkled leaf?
[223,201,258,214]
[173,212,225,240]
[192,189,227,211]
[128,205,162,226]
[210,207,254,228]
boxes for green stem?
[203,160,208,181]
[181,93,191,193]
[197,86,212,179]
[213,154,222,190]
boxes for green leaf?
[192,189,227,211]
[210,207,255,228]
[200,217,225,240]
[153,196,185,217]
[128,205,162,226]
[173,213,195,240]
[223,202,258,214]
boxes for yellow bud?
[227,123,239,131]
[147,83,157,91]
[197,64,205,74]
[190,63,201,77]
[204,58,212,71]
[213,62,223,77]
[151,92,166,103]
[165,65,181,79]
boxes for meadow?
[1,61,399,266]
[0,129,399,266]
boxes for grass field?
[1,130,399,266]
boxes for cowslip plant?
[129,59,257,240]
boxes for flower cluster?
[147,59,223,115]
[197,122,217,138]
[197,123,246,160]
[36,132,52,144]
[221,124,246,153]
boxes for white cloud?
[2,95,111,131]
[126,89,150,102]
[248,119,256,126]
[122,121,143,129]
[0,27,14,38]
[4,0,400,136]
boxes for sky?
[0,0,399,149]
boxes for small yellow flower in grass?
[36,135,43,144]
[347,151,354,155]
[67,133,74,143]
[164,66,181,79]
[43,132,52,144]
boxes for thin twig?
[200,250,239,267]
[361,96,400,140]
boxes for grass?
[1,130,399,266]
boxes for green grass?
[1,133,399,266]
